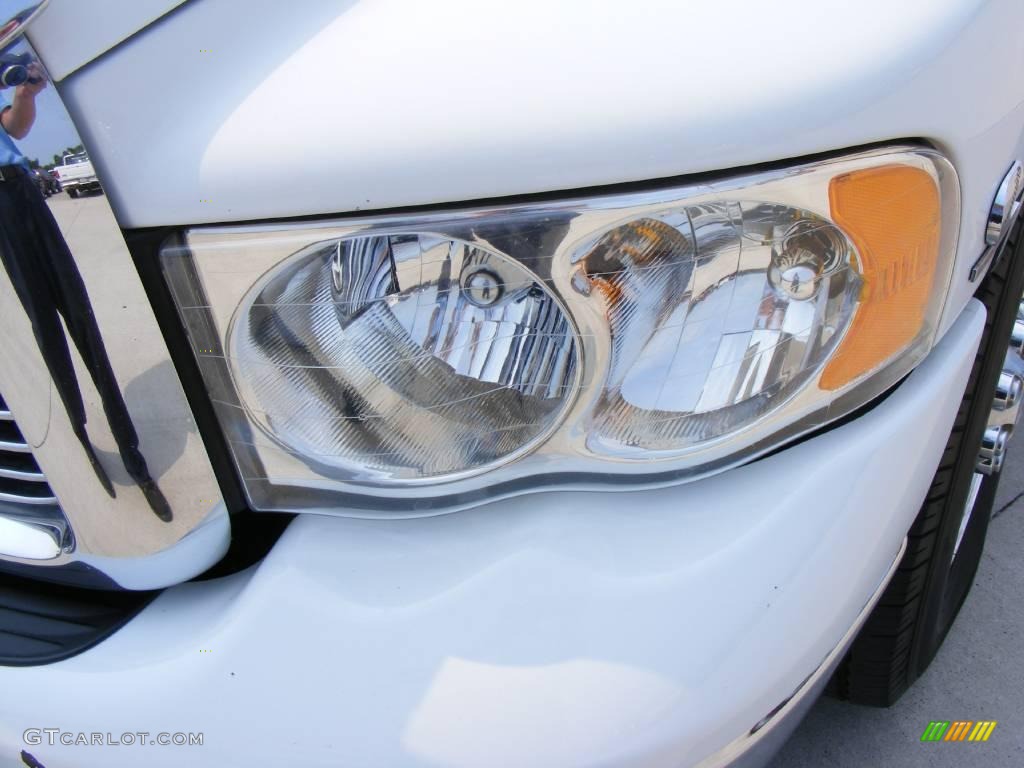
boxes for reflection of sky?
[0,0,81,165]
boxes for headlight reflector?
[160,146,958,514]
[232,235,579,482]
[580,204,860,456]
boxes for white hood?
[27,0,1024,235]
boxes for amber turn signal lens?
[820,165,942,390]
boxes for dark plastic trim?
[0,571,156,666]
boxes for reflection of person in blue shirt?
[0,56,172,521]
[0,58,43,164]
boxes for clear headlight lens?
[161,147,958,514]
[581,205,860,455]
[233,235,578,482]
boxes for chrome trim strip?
[986,160,1023,246]
[694,537,908,768]
[0,38,229,586]
[0,512,64,560]
[0,408,12,421]
[971,160,1024,281]
[0,490,57,505]
[0,466,46,481]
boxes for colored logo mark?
[921,721,997,742]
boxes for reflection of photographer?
[0,54,172,521]
[0,52,41,87]
[0,55,44,138]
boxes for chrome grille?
[0,393,58,506]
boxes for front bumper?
[0,300,984,768]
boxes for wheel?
[67,188,78,198]
[831,216,1024,706]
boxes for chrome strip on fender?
[0,34,228,589]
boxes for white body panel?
[0,301,985,767]
[28,0,185,81]
[41,0,1024,340]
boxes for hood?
[27,0,1022,229]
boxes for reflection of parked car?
[43,168,60,194]
[53,152,101,197]
[28,168,59,197]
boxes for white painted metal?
[42,0,1024,342]
[0,301,985,767]
[27,0,185,81]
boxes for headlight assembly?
[160,146,958,514]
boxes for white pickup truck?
[53,151,99,197]
[1,1,1023,767]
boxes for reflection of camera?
[0,52,38,87]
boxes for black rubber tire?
[830,216,1024,707]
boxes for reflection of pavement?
[43,191,220,556]
[46,190,154,400]
[44,191,180,446]
[771,436,1024,764]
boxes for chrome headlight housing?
[161,146,958,514]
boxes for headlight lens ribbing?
[232,235,579,482]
